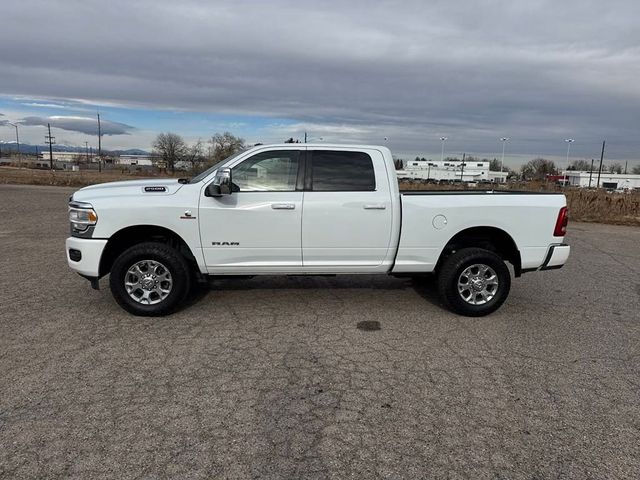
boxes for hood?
[71,178,185,202]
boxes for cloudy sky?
[1,0,639,167]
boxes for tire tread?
[109,242,192,316]
[437,247,511,317]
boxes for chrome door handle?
[363,204,386,210]
[271,203,295,210]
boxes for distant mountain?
[111,149,151,156]
[0,142,150,156]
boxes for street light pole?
[304,132,323,143]
[500,137,509,183]
[564,138,574,186]
[7,122,20,155]
[440,137,448,162]
[7,122,20,167]
[500,137,509,172]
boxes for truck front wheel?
[437,247,511,317]
[109,242,192,316]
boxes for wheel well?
[99,225,199,277]
[438,227,522,277]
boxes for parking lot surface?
[1,184,639,479]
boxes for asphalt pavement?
[0,184,639,479]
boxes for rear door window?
[310,151,375,191]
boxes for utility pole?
[596,141,605,188]
[460,153,466,182]
[45,123,55,170]
[97,112,102,172]
[588,159,594,188]
[304,132,307,143]
[624,160,628,174]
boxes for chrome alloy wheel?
[124,260,173,305]
[457,263,499,305]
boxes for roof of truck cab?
[250,143,387,150]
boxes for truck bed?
[392,190,566,273]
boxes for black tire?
[109,242,192,316]
[437,247,511,317]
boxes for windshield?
[188,149,247,184]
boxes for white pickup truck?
[66,144,570,317]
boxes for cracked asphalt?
[1,184,639,479]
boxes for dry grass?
[0,166,178,187]
[2,167,638,226]
[399,180,640,226]
[565,189,640,226]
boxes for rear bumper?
[66,237,108,278]
[540,243,570,270]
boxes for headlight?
[69,202,98,232]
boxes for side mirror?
[205,168,233,197]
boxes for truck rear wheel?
[437,247,511,317]
[109,242,192,316]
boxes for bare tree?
[208,132,245,163]
[184,139,205,171]
[488,158,513,175]
[632,165,640,174]
[608,162,623,174]
[568,159,592,171]
[521,158,558,180]
[152,132,187,172]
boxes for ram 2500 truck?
[66,144,570,317]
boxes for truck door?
[199,148,304,273]
[301,149,393,270]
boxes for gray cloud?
[19,116,133,136]
[0,0,639,159]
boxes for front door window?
[232,150,300,192]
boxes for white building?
[118,154,155,166]
[397,159,507,183]
[563,171,640,190]
[42,151,85,162]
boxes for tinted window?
[232,150,300,191]
[311,151,375,191]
